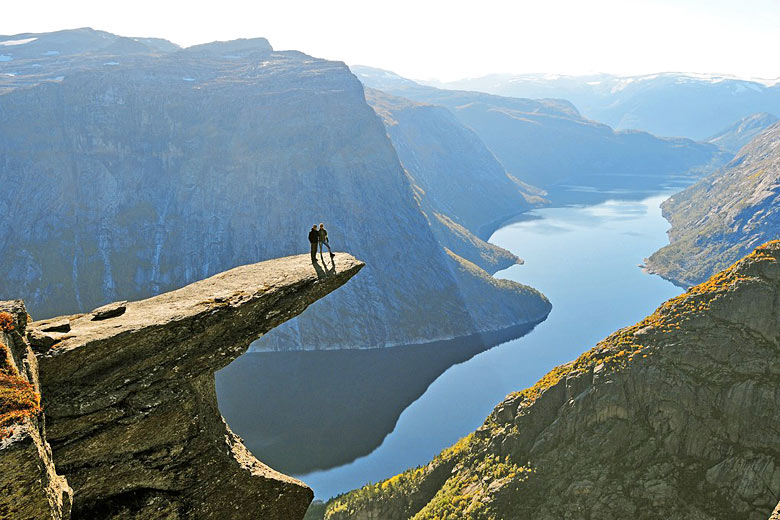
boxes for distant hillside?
[647,121,780,286]
[365,88,546,269]
[353,66,726,190]
[0,29,551,351]
[428,72,780,140]
[324,241,780,520]
[707,112,779,154]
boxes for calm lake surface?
[217,190,683,500]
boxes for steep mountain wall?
[325,242,780,520]
[0,31,550,351]
[647,122,780,286]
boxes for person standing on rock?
[308,225,320,263]
[319,223,334,260]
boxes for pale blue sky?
[2,0,779,81]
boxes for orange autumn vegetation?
[508,240,780,410]
[0,339,41,440]
[0,312,14,332]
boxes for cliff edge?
[1,301,72,520]
[325,242,780,519]
[2,253,363,519]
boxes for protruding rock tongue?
[31,253,363,520]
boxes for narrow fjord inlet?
[216,189,683,499]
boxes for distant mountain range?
[353,66,726,190]
[0,28,550,350]
[421,72,780,140]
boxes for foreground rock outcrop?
[648,121,780,286]
[325,242,780,519]
[6,253,362,519]
[1,301,72,520]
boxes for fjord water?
[216,191,683,499]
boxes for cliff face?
[0,301,71,520]
[0,29,550,351]
[353,66,726,189]
[647,122,780,287]
[18,253,363,519]
[325,242,780,520]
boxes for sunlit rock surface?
[325,242,780,520]
[29,253,362,519]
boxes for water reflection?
[217,189,684,500]
[216,324,537,474]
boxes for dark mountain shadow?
[215,323,538,475]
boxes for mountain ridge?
[421,71,780,139]
[647,121,780,286]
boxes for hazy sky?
[2,0,779,81]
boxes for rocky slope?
[324,241,780,519]
[1,301,72,520]
[431,72,780,140]
[708,113,779,154]
[647,122,780,286]
[3,253,362,519]
[353,67,726,189]
[0,29,550,351]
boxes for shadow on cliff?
[215,323,538,475]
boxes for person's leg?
[310,242,317,262]
[323,239,332,254]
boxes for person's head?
[319,223,324,228]
[312,225,317,230]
